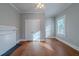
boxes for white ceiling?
[12,3,72,17]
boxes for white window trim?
[56,15,66,37]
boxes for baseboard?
[16,39,27,43]
[55,37,79,51]
[16,39,46,43]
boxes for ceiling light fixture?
[36,3,45,9]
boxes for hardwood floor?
[10,38,79,56]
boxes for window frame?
[56,15,65,36]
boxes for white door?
[25,19,40,41]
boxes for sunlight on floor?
[32,41,54,52]
[40,42,54,51]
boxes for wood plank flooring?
[10,38,79,56]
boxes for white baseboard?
[16,39,46,43]
[55,37,79,51]
[16,39,27,43]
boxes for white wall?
[55,4,79,50]
[25,19,40,41]
[0,3,20,41]
[45,17,55,38]
[0,26,16,55]
[0,3,20,55]
[21,13,46,41]
[21,13,55,41]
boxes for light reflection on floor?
[40,42,54,51]
[31,41,54,52]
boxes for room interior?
[0,3,79,56]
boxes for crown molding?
[9,3,21,13]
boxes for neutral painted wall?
[0,3,21,55]
[0,3,20,41]
[21,13,46,41]
[45,17,55,38]
[21,13,55,41]
[55,4,79,49]
[0,26,16,55]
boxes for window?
[57,16,65,35]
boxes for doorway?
[25,19,40,41]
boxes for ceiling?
[12,3,72,17]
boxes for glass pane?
[57,16,65,35]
